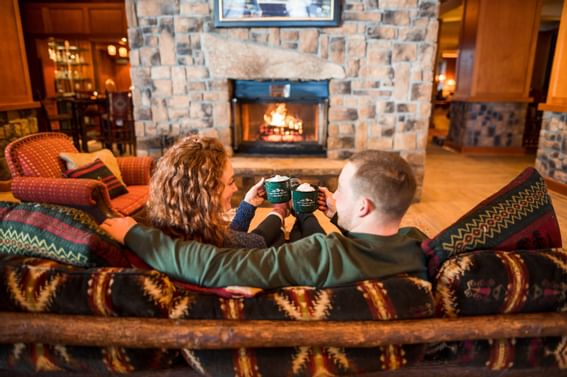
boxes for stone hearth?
[231,156,345,205]
[124,0,440,197]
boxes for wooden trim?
[451,95,533,103]
[545,177,567,196]
[0,312,566,349]
[546,0,567,107]
[444,142,528,156]
[0,101,41,112]
[538,103,567,113]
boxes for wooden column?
[0,0,38,111]
[447,0,543,153]
[539,0,567,112]
[536,0,567,194]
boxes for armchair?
[4,132,153,219]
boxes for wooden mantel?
[0,0,39,112]
[539,0,567,113]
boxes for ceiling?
[438,0,564,55]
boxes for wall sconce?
[118,47,128,58]
[107,45,117,56]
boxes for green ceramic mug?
[292,184,319,213]
[264,175,291,203]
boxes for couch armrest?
[10,176,117,218]
[117,156,154,186]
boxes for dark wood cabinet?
[22,3,127,37]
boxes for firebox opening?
[231,80,329,155]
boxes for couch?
[0,167,565,377]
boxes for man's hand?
[318,187,337,219]
[244,178,266,207]
[100,217,138,245]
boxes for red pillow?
[64,158,128,199]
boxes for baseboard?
[444,142,527,155]
[545,177,567,196]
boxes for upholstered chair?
[4,132,153,219]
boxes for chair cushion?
[0,201,129,267]
[422,167,562,279]
[64,159,128,199]
[435,248,567,317]
[60,149,124,184]
[110,185,148,216]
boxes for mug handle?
[290,177,301,189]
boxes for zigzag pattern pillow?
[422,168,562,279]
[0,202,130,267]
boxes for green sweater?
[125,224,428,288]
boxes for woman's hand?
[318,187,337,219]
[244,178,266,207]
[100,217,138,245]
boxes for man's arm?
[124,224,343,288]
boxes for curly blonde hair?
[147,135,230,246]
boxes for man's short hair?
[349,150,416,221]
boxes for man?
[101,150,427,288]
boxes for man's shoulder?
[398,226,428,241]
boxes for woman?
[147,135,270,248]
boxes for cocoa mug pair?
[264,175,318,213]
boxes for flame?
[264,103,303,132]
[260,103,305,142]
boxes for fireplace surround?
[231,80,328,155]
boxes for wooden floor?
[252,146,567,248]
[405,146,567,248]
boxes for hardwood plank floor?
[405,146,567,249]
[251,146,567,248]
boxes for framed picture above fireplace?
[213,0,341,27]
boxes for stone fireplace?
[124,0,440,194]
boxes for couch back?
[4,132,77,178]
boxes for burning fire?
[260,103,304,142]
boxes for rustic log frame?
[1,311,566,350]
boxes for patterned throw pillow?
[59,149,124,184]
[435,248,567,317]
[64,159,128,199]
[0,202,130,267]
[422,167,562,279]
